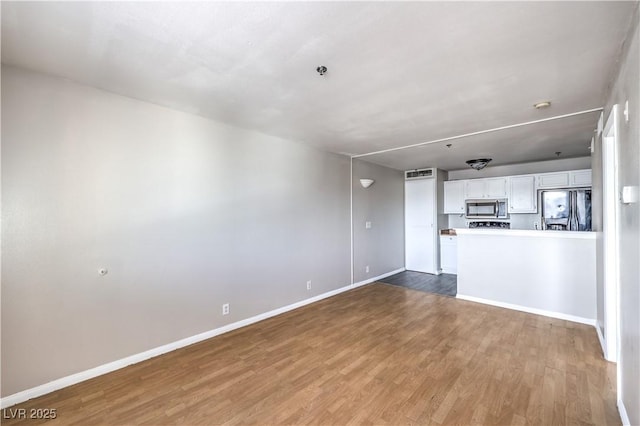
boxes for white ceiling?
[1,1,636,171]
[363,110,602,171]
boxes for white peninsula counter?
[455,228,596,324]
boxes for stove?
[469,221,510,229]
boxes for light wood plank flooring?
[2,283,619,425]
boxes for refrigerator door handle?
[568,191,574,230]
[569,191,578,231]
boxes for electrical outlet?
[306,280,312,290]
[222,303,230,315]
[365,265,370,273]
[365,221,372,229]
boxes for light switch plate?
[624,100,629,123]
[621,186,638,204]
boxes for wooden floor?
[3,283,619,425]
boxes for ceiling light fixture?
[316,66,327,76]
[465,158,492,170]
[534,101,552,109]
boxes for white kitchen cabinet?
[571,169,592,187]
[485,178,508,198]
[508,175,537,213]
[439,235,457,274]
[537,169,592,189]
[537,172,570,189]
[464,177,507,199]
[464,179,485,199]
[443,180,465,214]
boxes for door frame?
[602,105,620,367]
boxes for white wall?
[352,160,405,283]
[457,231,596,321]
[1,66,352,397]
[595,5,640,423]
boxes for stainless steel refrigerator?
[541,189,592,231]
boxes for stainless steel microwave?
[465,199,508,219]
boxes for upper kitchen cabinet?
[508,175,537,213]
[443,180,465,214]
[464,177,507,199]
[537,169,592,189]
[537,172,570,188]
[464,179,485,199]
[570,169,592,187]
[486,178,508,198]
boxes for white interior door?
[405,179,435,273]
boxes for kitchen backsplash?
[448,213,540,230]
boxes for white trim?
[597,111,604,136]
[351,107,603,158]
[602,105,620,364]
[596,323,606,358]
[456,294,596,326]
[352,267,405,288]
[618,398,631,426]
[350,156,354,285]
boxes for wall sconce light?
[360,179,375,188]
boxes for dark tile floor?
[379,270,457,297]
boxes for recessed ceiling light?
[534,101,552,109]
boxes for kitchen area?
[404,164,596,323]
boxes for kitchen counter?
[455,228,595,239]
[455,228,596,323]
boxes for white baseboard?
[352,267,405,288]
[1,270,401,410]
[455,294,596,326]
[618,398,630,426]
